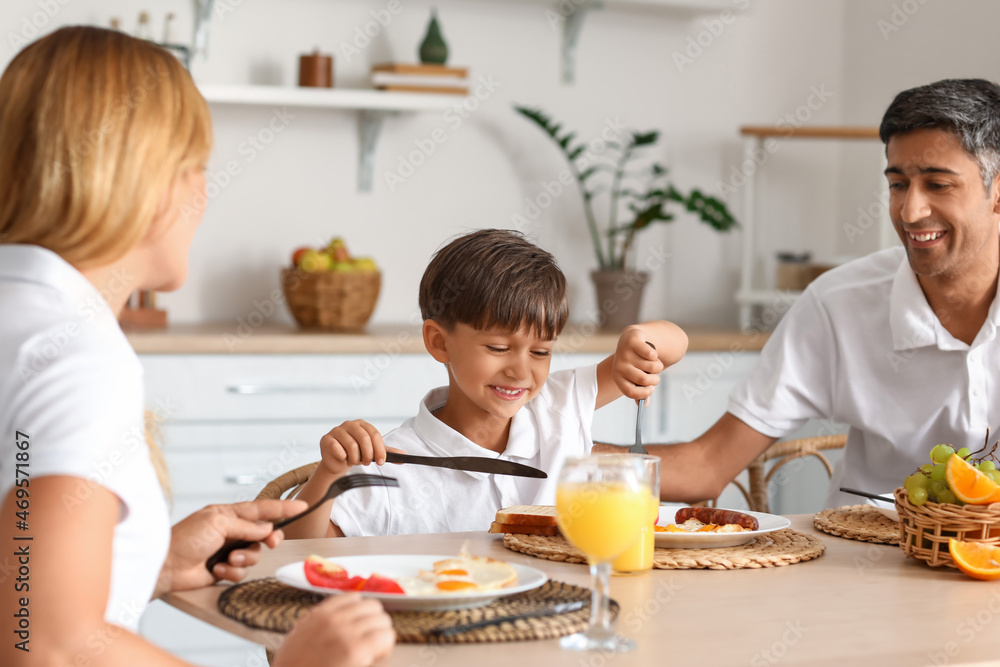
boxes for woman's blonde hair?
[0,26,212,268]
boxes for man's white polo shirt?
[729,246,1000,508]
[0,245,170,629]
[330,365,598,536]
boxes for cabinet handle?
[226,381,374,395]
[225,474,266,486]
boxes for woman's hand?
[273,594,396,667]
[155,498,308,597]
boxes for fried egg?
[655,518,749,533]
[396,555,518,596]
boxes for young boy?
[285,229,688,538]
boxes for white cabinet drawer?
[141,354,442,421]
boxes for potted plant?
[514,105,738,329]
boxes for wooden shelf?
[740,126,880,140]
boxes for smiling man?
[621,79,1000,508]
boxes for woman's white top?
[0,245,170,630]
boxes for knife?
[385,451,547,479]
[428,599,586,637]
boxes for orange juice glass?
[555,454,647,653]
[612,455,660,573]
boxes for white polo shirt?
[729,246,1000,508]
[330,365,598,536]
[0,245,170,630]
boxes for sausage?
[675,507,759,531]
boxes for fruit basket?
[282,268,381,331]
[894,486,1000,568]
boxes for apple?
[291,246,311,266]
[298,249,333,272]
[327,237,351,263]
[353,257,378,272]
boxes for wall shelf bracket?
[561,3,596,84]
[358,110,394,193]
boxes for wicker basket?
[894,486,1000,568]
[281,268,381,331]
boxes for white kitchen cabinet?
[136,349,758,662]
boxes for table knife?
[429,599,586,637]
[385,452,546,479]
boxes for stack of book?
[371,63,468,95]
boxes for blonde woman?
[0,27,395,667]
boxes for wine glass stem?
[587,561,613,639]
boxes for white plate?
[865,497,899,522]
[654,505,791,549]
[275,554,548,611]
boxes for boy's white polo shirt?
[0,245,170,629]
[330,365,598,536]
[728,246,1000,508]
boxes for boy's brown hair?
[419,229,568,340]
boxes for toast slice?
[494,505,558,527]
[488,521,560,536]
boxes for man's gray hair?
[879,78,1000,190]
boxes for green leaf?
[559,132,577,149]
[632,131,659,146]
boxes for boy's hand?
[319,419,398,477]
[612,326,665,401]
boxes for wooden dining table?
[164,515,1000,666]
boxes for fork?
[205,474,399,572]
[629,341,657,455]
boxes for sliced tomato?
[360,574,405,594]
[303,555,347,589]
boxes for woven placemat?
[813,505,900,545]
[503,528,825,570]
[218,578,613,644]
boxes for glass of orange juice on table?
[556,454,649,652]
[612,455,660,574]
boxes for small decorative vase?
[419,10,449,64]
[590,270,650,332]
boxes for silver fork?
[205,474,399,572]
[630,341,657,455]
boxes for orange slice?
[945,454,1000,505]
[948,539,1000,580]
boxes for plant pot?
[590,270,649,332]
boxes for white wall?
[837,0,1000,259]
[2,0,850,329]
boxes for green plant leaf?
[632,131,659,146]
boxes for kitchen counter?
[125,322,769,355]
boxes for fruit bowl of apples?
[282,237,381,331]
[894,441,1000,569]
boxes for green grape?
[979,460,997,472]
[930,464,947,482]
[920,464,934,474]
[904,473,928,492]
[929,479,948,499]
[957,447,972,459]
[986,470,1000,485]
[930,444,956,464]
[910,487,929,506]
[937,489,958,504]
